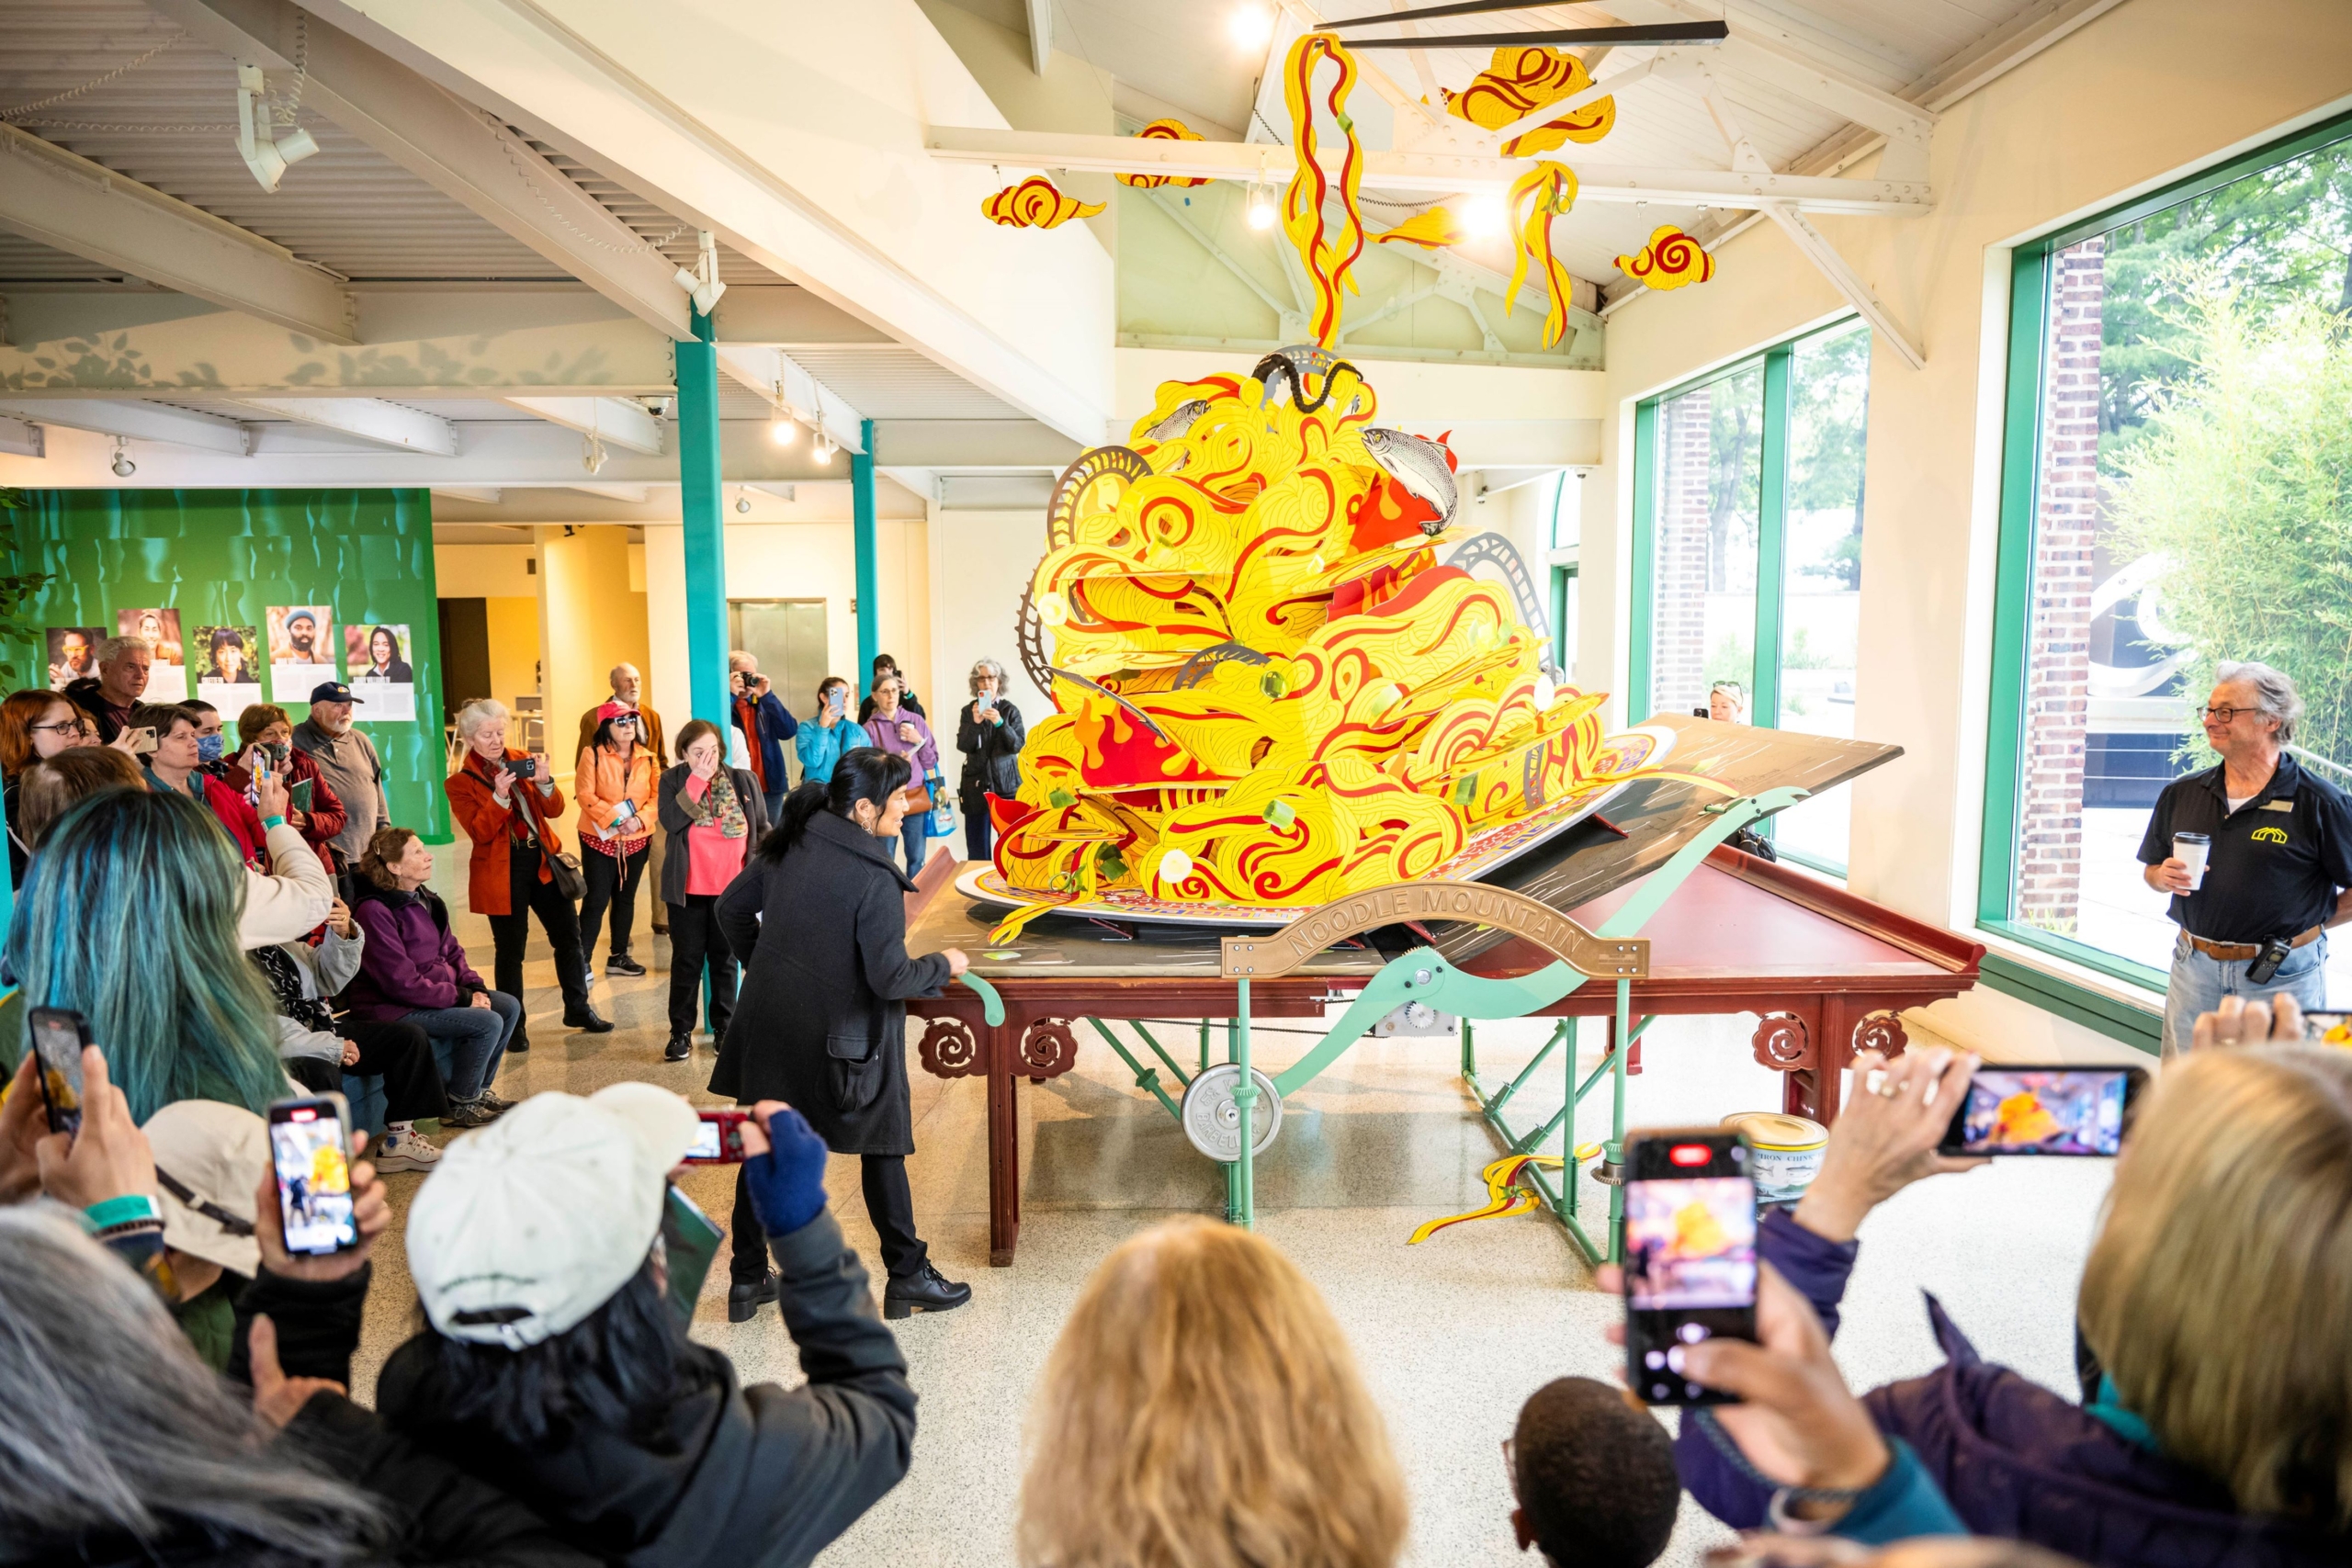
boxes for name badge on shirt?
[2261,800,2294,812]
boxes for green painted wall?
[10,489,451,841]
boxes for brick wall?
[1651,385,1713,716]
[2015,235,2106,929]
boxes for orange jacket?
[575,742,655,848]
[446,749,567,916]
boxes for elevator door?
[729,599,829,781]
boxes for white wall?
[1577,0,2352,1058]
[926,507,1053,730]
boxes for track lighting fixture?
[672,231,728,316]
[1230,5,1273,51]
[1246,182,1276,231]
[769,389,797,445]
[735,489,752,514]
[582,434,608,475]
[235,63,319,192]
[813,434,837,466]
[110,437,135,479]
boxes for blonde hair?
[2079,1046,2352,1523]
[1016,1219,1406,1568]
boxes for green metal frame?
[1973,109,2352,1024]
[675,308,732,728]
[1625,398,1657,720]
[1078,786,1806,1256]
[1549,564,1577,677]
[852,417,880,681]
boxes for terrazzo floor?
[355,844,2120,1567]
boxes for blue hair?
[6,789,288,1122]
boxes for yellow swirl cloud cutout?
[1115,118,1213,188]
[1444,47,1614,155]
[1617,224,1716,288]
[982,175,1104,230]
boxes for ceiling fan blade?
[1343,21,1728,49]
[1323,0,1612,28]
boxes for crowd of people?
[5,635,2343,1567]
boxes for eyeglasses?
[28,721,86,737]
[2201,705,2256,724]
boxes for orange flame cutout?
[983,175,1104,230]
[1116,118,1212,188]
[1444,47,1614,155]
[1373,206,1468,250]
[1504,161,1579,349]
[1281,32,1368,349]
[1617,224,1715,289]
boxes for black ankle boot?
[883,1262,971,1320]
[728,1271,777,1323]
[563,1001,614,1033]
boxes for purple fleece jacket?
[338,883,484,1021]
[1678,1207,2349,1568]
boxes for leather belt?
[2187,926,2322,963]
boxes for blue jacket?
[796,714,854,785]
[1678,1208,2350,1567]
[731,690,796,795]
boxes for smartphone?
[1937,1066,2146,1156]
[2304,1011,2351,1046]
[1622,1128,1758,1405]
[829,690,845,716]
[501,756,538,781]
[126,726,158,755]
[27,1006,91,1136]
[684,1109,752,1164]
[267,1094,359,1256]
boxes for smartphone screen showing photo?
[1624,1176,1758,1310]
[1949,1068,2132,1156]
[269,1100,357,1255]
[28,1009,87,1136]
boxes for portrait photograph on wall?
[194,623,263,721]
[117,607,187,701]
[44,626,103,692]
[267,604,338,704]
[343,621,416,720]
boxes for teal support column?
[677,309,730,727]
[853,418,879,682]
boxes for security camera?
[110,438,135,479]
[640,396,674,418]
[734,491,752,514]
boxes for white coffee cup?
[2174,831,2211,891]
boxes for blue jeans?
[404,991,523,1100]
[2161,930,2328,1058]
[899,818,930,875]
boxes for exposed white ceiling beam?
[925,128,1929,211]
[0,398,253,455]
[503,397,665,456]
[712,345,867,456]
[146,0,695,342]
[231,397,458,456]
[1024,0,1053,76]
[1761,201,1923,369]
[1473,57,1659,154]
[572,483,652,502]
[0,122,352,344]
[431,485,503,504]
[0,416,42,459]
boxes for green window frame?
[1549,563,1577,676]
[1976,107,2352,1050]
[1627,319,1859,875]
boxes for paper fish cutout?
[1116,118,1212,188]
[983,176,1103,230]
[1372,206,1468,250]
[1617,224,1714,289]
[1505,161,1579,349]
[1445,47,1614,155]
[1281,32,1368,348]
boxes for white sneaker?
[373,1127,445,1172]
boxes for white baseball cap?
[143,1100,267,1278]
[406,1083,701,1348]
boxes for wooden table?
[904,847,1983,1265]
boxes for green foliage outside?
[2107,270,2352,772]
[0,488,57,690]
[1788,325,1871,589]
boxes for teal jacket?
[795,715,854,785]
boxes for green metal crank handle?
[957,972,1006,1027]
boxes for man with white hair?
[63,634,153,742]
[2140,660,2352,1055]
[729,649,797,826]
[578,662,671,934]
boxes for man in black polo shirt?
[2139,661,2352,1055]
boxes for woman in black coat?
[954,657,1026,863]
[712,747,971,1322]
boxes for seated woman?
[1018,1217,1408,1568]
[7,787,291,1122]
[337,827,520,1130]
[254,893,449,1171]
[220,702,348,874]
[1676,1044,2352,1567]
[0,688,100,885]
[141,703,267,866]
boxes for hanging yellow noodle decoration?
[1445,47,1615,155]
[1407,1150,1604,1244]
[1504,161,1579,349]
[1373,206,1469,250]
[1280,32,1368,349]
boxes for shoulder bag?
[512,760,586,899]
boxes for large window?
[1632,320,1871,872]
[1983,113,2352,1003]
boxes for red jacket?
[215,750,347,871]
[446,749,569,916]
[159,769,269,866]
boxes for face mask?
[196,734,224,764]
[267,741,290,766]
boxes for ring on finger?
[1864,1067,1899,1098]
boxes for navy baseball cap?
[309,681,364,704]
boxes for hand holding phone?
[253,1117,386,1280]
[684,1109,753,1164]
[1937,1066,2146,1156]
[1623,1128,1758,1405]
[1795,1047,1985,1243]
[126,726,159,756]
[26,1039,156,1212]
[266,1095,362,1258]
[28,1006,90,1136]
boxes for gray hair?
[96,635,152,666]
[727,649,757,672]
[454,697,510,742]
[0,1204,386,1551]
[2216,660,2302,742]
[970,658,1009,697]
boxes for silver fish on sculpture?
[1362,428,1458,534]
[1142,399,1211,445]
